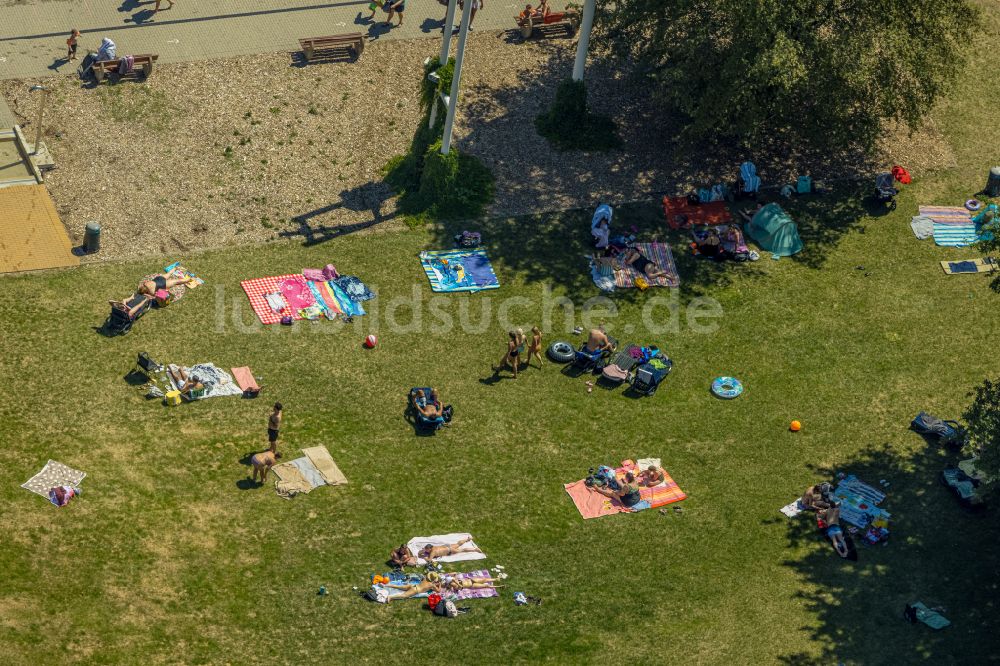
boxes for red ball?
[364,334,377,348]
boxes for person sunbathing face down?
[821,506,850,558]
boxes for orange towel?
[231,367,259,392]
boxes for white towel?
[406,532,486,565]
[780,500,804,518]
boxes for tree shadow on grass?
[279,182,397,247]
[777,440,1000,664]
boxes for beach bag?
[892,165,912,185]
[433,599,460,617]
[427,592,443,611]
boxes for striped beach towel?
[614,242,679,288]
[919,206,972,225]
[933,223,979,247]
[835,475,885,505]
[640,472,688,508]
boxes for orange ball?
[790,420,802,432]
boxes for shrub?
[536,78,618,151]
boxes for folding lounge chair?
[911,412,965,449]
[600,345,641,386]
[103,294,153,336]
[629,356,673,395]
[407,387,449,433]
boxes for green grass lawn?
[4,5,1000,663]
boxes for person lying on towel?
[109,269,194,316]
[445,573,504,593]
[817,505,852,559]
[382,572,443,602]
[619,247,670,280]
[389,536,482,567]
[167,366,205,397]
[592,471,643,509]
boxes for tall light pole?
[440,0,473,155]
[572,0,597,81]
[28,85,49,155]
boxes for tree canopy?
[963,378,1000,491]
[594,0,980,149]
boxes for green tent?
[745,203,803,257]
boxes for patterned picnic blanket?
[375,569,500,601]
[613,242,679,288]
[918,206,972,225]
[564,461,686,519]
[21,460,86,498]
[420,249,500,293]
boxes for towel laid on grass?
[613,242,679,288]
[933,222,979,247]
[164,261,204,288]
[564,466,686,519]
[22,460,86,499]
[941,258,997,274]
[831,475,889,528]
[406,533,486,565]
[376,569,499,601]
[301,446,348,485]
[780,500,805,518]
[167,363,242,399]
[272,454,328,498]
[231,367,259,392]
[919,206,972,225]
[420,249,500,293]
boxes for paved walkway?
[0,0,566,80]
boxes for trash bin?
[83,221,100,253]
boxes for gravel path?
[1,31,953,262]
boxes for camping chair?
[103,294,153,336]
[600,345,642,386]
[572,335,618,372]
[629,356,673,396]
[407,387,450,433]
[135,352,162,380]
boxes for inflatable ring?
[547,340,575,363]
[966,199,982,211]
[711,376,743,399]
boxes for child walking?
[66,29,80,62]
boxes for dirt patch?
[0,32,956,263]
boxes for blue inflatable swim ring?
[711,376,743,399]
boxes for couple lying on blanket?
[390,536,481,567]
[690,225,758,262]
[593,243,671,279]
[587,464,667,509]
[375,570,503,603]
[109,268,195,317]
[799,482,855,559]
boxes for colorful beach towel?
[919,206,972,225]
[564,465,686,519]
[941,258,997,274]
[22,460,86,499]
[831,475,890,528]
[163,261,204,288]
[420,249,500,293]
[933,222,979,247]
[614,242,679,288]
[405,533,486,565]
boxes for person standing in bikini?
[267,402,282,453]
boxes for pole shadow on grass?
[775,440,1000,663]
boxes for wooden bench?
[298,33,366,62]
[516,11,579,40]
[92,54,158,83]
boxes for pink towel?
[279,278,315,311]
[231,367,259,392]
[564,480,633,519]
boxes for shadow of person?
[354,10,375,25]
[117,0,147,12]
[420,17,445,33]
[235,478,259,491]
[366,22,393,39]
[128,9,157,25]
[48,57,70,72]
[238,452,256,467]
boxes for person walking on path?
[385,0,406,26]
[267,402,282,453]
[452,0,484,33]
[250,450,282,485]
